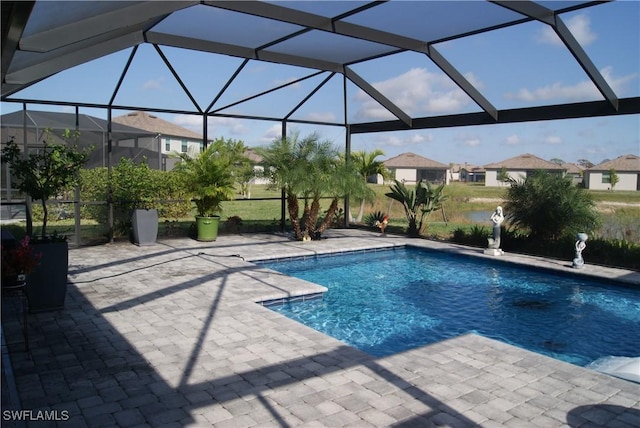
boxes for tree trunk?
[316,198,339,235]
[41,199,48,240]
[307,198,321,237]
[355,199,366,223]
[287,193,302,240]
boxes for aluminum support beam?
[492,1,618,110]
[19,1,194,53]
[345,67,412,127]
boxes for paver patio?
[2,229,639,427]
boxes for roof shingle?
[384,152,447,168]
[112,111,203,140]
[588,154,640,172]
[483,153,564,170]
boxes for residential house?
[0,109,157,169]
[483,153,565,187]
[561,162,584,186]
[460,164,486,183]
[112,111,206,170]
[383,152,450,185]
[583,154,640,191]
[244,148,270,185]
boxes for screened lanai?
[1,1,639,242]
[2,1,639,130]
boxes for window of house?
[165,141,171,151]
[602,172,611,183]
[181,140,187,153]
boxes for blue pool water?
[258,247,640,366]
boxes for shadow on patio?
[2,233,638,427]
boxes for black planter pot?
[26,241,68,312]
[131,209,159,246]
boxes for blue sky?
[2,1,638,167]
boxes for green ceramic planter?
[196,215,220,241]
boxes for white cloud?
[172,114,248,136]
[505,135,520,145]
[374,132,433,148]
[504,67,637,102]
[409,134,429,144]
[545,135,562,145]
[142,77,164,90]
[172,114,200,129]
[537,14,597,47]
[601,66,638,96]
[261,124,283,143]
[273,77,301,89]
[506,80,597,102]
[463,138,480,147]
[208,116,248,135]
[354,68,473,120]
[305,112,337,122]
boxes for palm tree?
[385,179,446,237]
[257,131,366,240]
[505,171,599,242]
[350,149,389,223]
[173,137,245,217]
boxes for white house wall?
[394,168,417,183]
[485,169,526,187]
[162,137,202,157]
[586,171,638,191]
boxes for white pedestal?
[484,248,504,256]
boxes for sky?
[1,1,638,168]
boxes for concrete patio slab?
[2,230,639,427]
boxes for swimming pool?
[257,247,640,367]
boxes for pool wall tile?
[260,292,325,307]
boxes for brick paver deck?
[2,230,639,427]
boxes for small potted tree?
[173,138,245,241]
[1,130,90,311]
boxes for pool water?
[258,247,640,366]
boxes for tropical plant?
[504,171,600,242]
[363,210,386,227]
[350,149,389,223]
[173,137,246,217]
[256,131,366,240]
[608,168,619,191]
[497,166,510,184]
[385,179,446,237]
[1,131,90,240]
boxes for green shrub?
[79,160,191,238]
[363,210,386,227]
[505,171,600,242]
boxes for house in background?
[460,164,486,183]
[383,152,449,185]
[113,111,207,170]
[244,148,270,186]
[583,154,640,191]
[0,109,158,169]
[561,162,584,186]
[483,153,565,187]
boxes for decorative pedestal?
[484,248,504,256]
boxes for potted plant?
[173,138,245,241]
[1,131,90,311]
[111,158,159,245]
[1,235,42,288]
